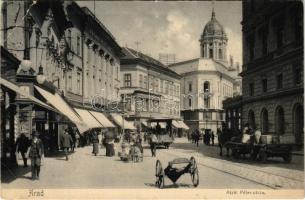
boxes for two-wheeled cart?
[155,157,199,188]
[225,142,293,163]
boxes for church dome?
[202,10,227,38]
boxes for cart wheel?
[259,151,267,163]
[155,160,163,176]
[191,169,199,187]
[190,157,198,172]
[157,175,165,188]
[155,160,164,188]
[283,154,292,163]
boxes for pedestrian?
[211,131,215,145]
[104,129,115,157]
[135,133,143,153]
[194,129,200,147]
[68,126,76,152]
[92,130,99,156]
[207,131,211,145]
[150,133,158,157]
[60,129,73,161]
[28,131,44,180]
[16,133,30,167]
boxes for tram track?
[163,150,303,189]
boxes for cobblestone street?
[2,138,303,189]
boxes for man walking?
[28,131,44,180]
[150,133,158,157]
[61,129,73,161]
[16,133,30,167]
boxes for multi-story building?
[169,9,241,133]
[1,0,122,155]
[120,47,181,129]
[241,0,303,144]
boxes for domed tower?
[200,9,228,62]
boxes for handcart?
[155,157,199,188]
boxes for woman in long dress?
[92,130,99,156]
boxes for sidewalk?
[169,138,304,189]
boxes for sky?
[77,1,242,64]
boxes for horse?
[217,128,233,157]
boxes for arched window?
[293,103,304,144]
[218,49,223,59]
[203,81,210,92]
[275,106,285,135]
[248,110,255,129]
[209,48,213,58]
[261,108,269,133]
[203,81,210,108]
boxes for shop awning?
[141,121,148,127]
[34,86,88,133]
[151,122,167,129]
[89,111,115,128]
[110,113,136,130]
[172,120,182,129]
[178,121,190,130]
[0,78,56,112]
[74,108,103,129]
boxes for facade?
[169,10,241,133]
[0,0,123,162]
[241,0,303,144]
[120,47,181,129]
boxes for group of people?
[15,131,44,180]
[188,129,215,147]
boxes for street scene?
[0,0,304,197]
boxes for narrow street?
[2,138,303,189]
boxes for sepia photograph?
[0,0,304,199]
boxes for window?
[165,81,169,94]
[259,26,268,56]
[68,75,72,91]
[276,74,283,89]
[155,78,159,92]
[204,81,210,92]
[188,82,192,92]
[77,36,80,55]
[143,76,148,89]
[262,79,267,92]
[275,18,284,49]
[149,76,154,90]
[77,72,81,94]
[209,48,213,58]
[249,34,255,61]
[160,80,163,93]
[188,98,192,108]
[124,74,131,87]
[275,106,285,135]
[218,49,222,59]
[294,66,302,85]
[139,74,143,88]
[249,83,254,96]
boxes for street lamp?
[36,65,46,84]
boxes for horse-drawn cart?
[155,157,199,188]
[225,141,293,163]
